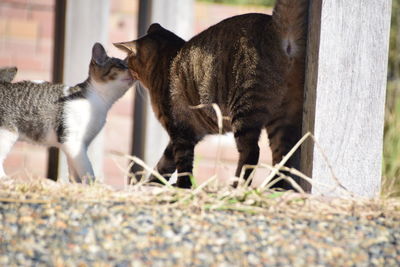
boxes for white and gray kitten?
[0,43,134,182]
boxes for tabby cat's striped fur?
[116,0,308,188]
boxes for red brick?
[110,0,138,14]
[14,70,51,82]
[104,116,133,153]
[37,20,54,40]
[103,157,129,189]
[3,39,37,55]
[0,19,6,36]
[2,0,29,5]
[8,19,38,39]
[36,39,53,54]
[28,0,54,6]
[4,143,48,178]
[0,56,13,66]
[0,6,28,20]
[12,56,46,72]
[29,9,54,39]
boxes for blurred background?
[0,0,399,195]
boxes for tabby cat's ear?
[147,23,163,34]
[91,43,108,65]
[113,41,137,55]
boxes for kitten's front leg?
[66,156,79,182]
[61,143,95,183]
[0,128,18,178]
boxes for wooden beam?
[130,0,151,181]
[49,0,110,182]
[47,0,66,181]
[301,0,392,196]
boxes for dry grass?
[0,175,399,220]
[1,105,399,219]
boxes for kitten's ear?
[91,43,108,65]
[147,23,163,34]
[113,41,137,55]
[0,66,17,82]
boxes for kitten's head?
[0,66,17,83]
[113,23,185,87]
[89,43,134,91]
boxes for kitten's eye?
[116,62,128,70]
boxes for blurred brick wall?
[0,0,272,187]
[0,0,55,179]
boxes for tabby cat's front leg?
[149,141,176,185]
[169,125,199,189]
[173,139,195,189]
[233,126,262,185]
[150,139,195,189]
[266,122,302,190]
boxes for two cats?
[0,43,133,182]
[1,0,307,188]
[115,0,308,188]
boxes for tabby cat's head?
[0,66,17,83]
[113,23,185,87]
[89,43,134,91]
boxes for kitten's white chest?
[63,90,108,145]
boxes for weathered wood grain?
[301,0,392,197]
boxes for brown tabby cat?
[115,0,308,189]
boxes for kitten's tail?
[272,0,308,59]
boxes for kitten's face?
[89,43,134,90]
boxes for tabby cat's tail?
[272,0,308,59]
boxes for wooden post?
[132,0,194,178]
[130,0,151,180]
[47,0,66,181]
[301,0,392,197]
[48,0,110,182]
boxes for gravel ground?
[0,180,399,266]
